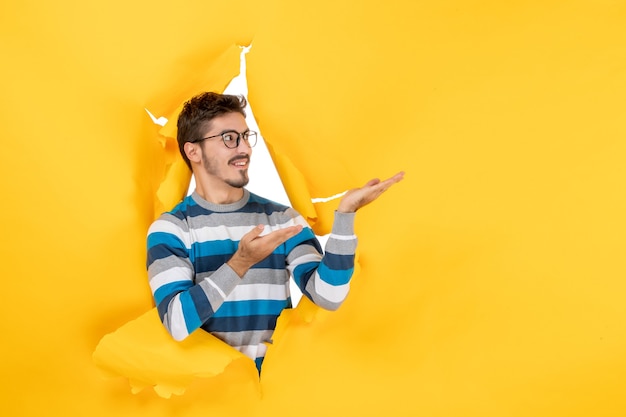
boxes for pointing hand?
[227,224,303,277]
[337,171,405,213]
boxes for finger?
[364,172,404,191]
[376,171,405,190]
[364,178,381,187]
[281,224,303,239]
[384,171,405,184]
[264,225,303,245]
[243,224,265,242]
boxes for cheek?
[204,153,229,173]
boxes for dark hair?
[176,92,247,169]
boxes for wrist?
[227,254,251,278]
[337,202,356,213]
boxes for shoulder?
[245,192,293,216]
[148,195,198,234]
[244,192,312,231]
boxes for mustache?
[228,155,250,165]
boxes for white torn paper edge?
[145,108,168,126]
[311,191,347,203]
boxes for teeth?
[231,158,248,167]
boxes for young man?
[147,92,403,372]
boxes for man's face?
[198,112,252,189]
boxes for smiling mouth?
[229,156,250,168]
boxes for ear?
[184,142,202,165]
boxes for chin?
[226,178,249,188]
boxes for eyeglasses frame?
[190,130,257,148]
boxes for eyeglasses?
[191,130,257,148]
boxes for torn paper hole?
[179,44,334,308]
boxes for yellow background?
[1,0,625,416]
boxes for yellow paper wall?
[2,1,625,416]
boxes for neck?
[194,178,245,205]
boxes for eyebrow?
[217,128,250,135]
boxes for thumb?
[244,224,265,242]
[365,178,381,187]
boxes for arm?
[287,171,405,309]
[147,213,303,341]
[146,214,242,341]
[287,211,357,310]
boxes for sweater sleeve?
[146,214,241,341]
[286,211,357,310]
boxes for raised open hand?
[227,223,303,277]
[337,171,405,213]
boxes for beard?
[201,152,250,188]
[225,172,249,188]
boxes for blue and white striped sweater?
[147,189,356,367]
